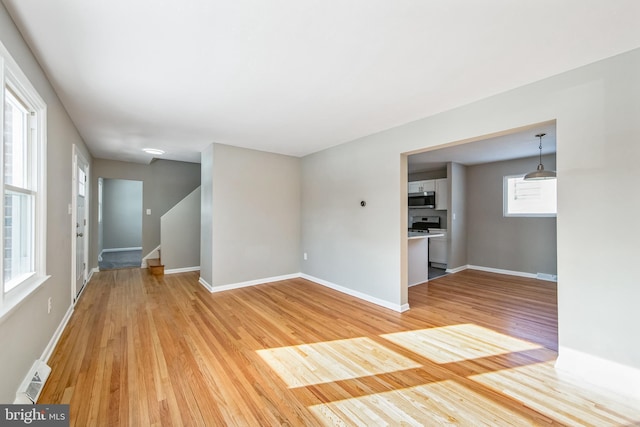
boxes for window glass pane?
[3,190,35,292]
[78,168,86,197]
[505,175,556,216]
[4,89,31,189]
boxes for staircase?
[143,186,200,276]
[147,250,164,276]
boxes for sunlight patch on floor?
[256,337,421,388]
[470,361,640,427]
[309,379,536,426]
[381,324,542,364]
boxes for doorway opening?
[404,120,558,291]
[97,178,143,270]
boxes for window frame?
[503,173,557,218]
[0,41,49,320]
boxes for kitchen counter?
[408,231,444,239]
[408,231,444,286]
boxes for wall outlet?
[303,252,308,260]
[47,297,52,314]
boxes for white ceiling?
[408,122,556,173]
[3,1,640,164]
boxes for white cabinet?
[408,180,435,193]
[408,181,421,193]
[435,178,448,210]
[422,180,435,192]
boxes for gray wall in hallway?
[0,3,93,403]
[102,179,143,250]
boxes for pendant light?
[524,133,556,180]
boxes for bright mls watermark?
[0,405,69,426]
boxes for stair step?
[147,258,164,276]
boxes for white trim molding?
[446,265,469,274]
[197,272,409,313]
[300,274,409,313]
[40,305,74,363]
[555,346,640,402]
[165,266,200,275]
[102,247,143,253]
[198,277,213,292]
[468,265,536,279]
[206,274,300,293]
[446,265,558,282]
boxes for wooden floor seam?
[39,268,640,426]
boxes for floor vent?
[14,360,51,404]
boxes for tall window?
[1,41,47,317]
[504,174,556,217]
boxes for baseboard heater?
[13,360,51,404]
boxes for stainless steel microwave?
[408,191,435,208]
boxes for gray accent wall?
[301,48,640,376]
[101,179,143,250]
[161,187,201,270]
[467,155,557,275]
[200,143,301,287]
[90,159,201,267]
[0,3,93,403]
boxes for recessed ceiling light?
[143,148,165,155]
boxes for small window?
[1,40,48,318]
[504,174,556,217]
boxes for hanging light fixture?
[524,133,556,180]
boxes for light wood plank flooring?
[40,269,640,426]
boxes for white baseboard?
[205,273,300,293]
[165,266,200,275]
[536,272,558,282]
[197,272,409,313]
[102,247,142,253]
[40,305,74,363]
[446,265,558,283]
[198,277,213,292]
[446,265,468,274]
[468,265,537,279]
[300,273,409,313]
[555,346,640,402]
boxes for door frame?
[71,145,90,304]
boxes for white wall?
[448,162,467,270]
[201,143,301,288]
[0,3,92,403]
[200,145,214,286]
[301,48,640,396]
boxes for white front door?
[72,146,89,302]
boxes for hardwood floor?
[40,269,640,426]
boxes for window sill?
[0,275,51,325]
